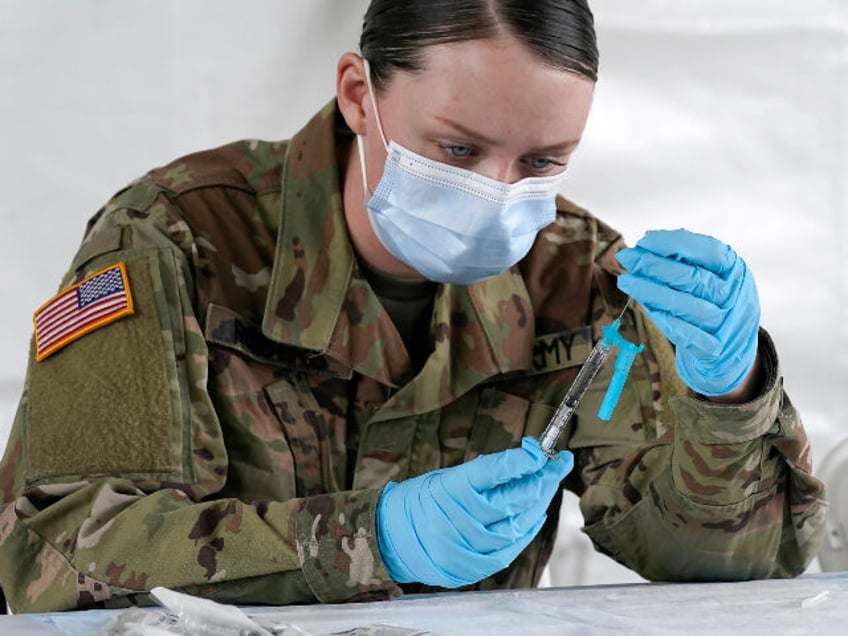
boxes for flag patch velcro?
[34,262,134,361]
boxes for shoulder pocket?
[24,247,207,490]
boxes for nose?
[476,158,522,185]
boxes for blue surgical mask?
[357,61,565,285]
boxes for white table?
[4,571,847,635]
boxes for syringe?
[538,298,644,457]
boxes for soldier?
[0,0,826,614]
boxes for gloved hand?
[615,228,760,396]
[376,437,572,588]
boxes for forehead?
[379,36,595,145]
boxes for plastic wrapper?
[94,587,431,636]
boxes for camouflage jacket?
[0,101,827,613]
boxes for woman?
[0,0,826,613]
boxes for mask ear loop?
[362,59,389,151]
[357,58,390,199]
[356,133,371,199]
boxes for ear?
[337,52,369,135]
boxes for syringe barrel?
[538,339,612,454]
[538,403,576,454]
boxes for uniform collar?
[262,100,357,356]
[262,100,535,397]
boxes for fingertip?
[522,436,542,451]
[616,273,635,295]
[556,449,574,475]
[614,248,637,269]
[521,437,548,465]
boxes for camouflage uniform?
[0,101,827,613]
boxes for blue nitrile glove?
[615,228,760,396]
[376,437,573,588]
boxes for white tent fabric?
[819,437,848,571]
[1,0,846,586]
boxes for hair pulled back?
[359,0,598,89]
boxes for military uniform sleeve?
[574,303,828,581]
[0,184,399,613]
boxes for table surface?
[4,571,847,635]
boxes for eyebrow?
[433,116,581,154]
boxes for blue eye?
[529,157,554,170]
[525,156,567,174]
[442,144,473,159]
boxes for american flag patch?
[34,262,134,361]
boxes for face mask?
[356,61,565,285]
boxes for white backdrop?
[1,0,846,586]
